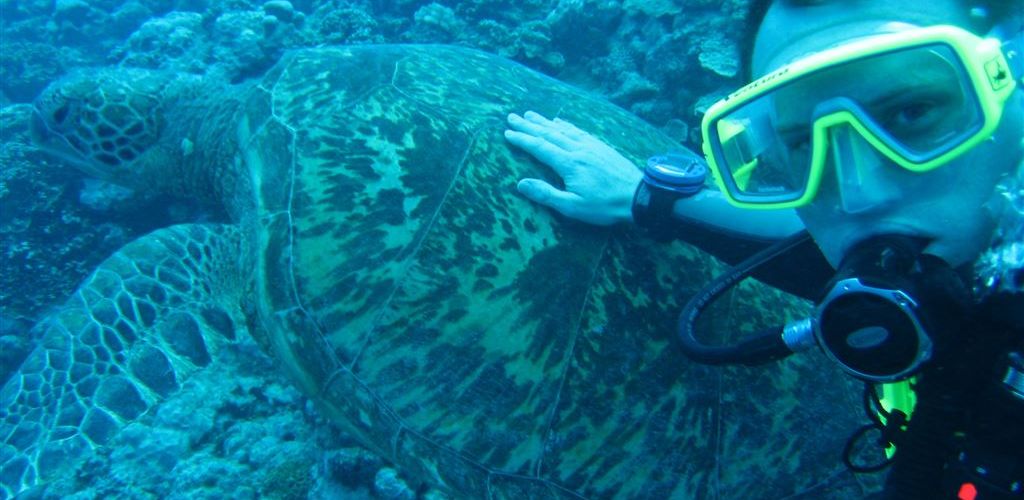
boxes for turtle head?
[31,68,172,185]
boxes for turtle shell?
[237,45,868,498]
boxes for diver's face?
[754,0,1024,268]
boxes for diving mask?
[701,25,1020,209]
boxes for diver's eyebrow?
[862,88,904,109]
[863,84,948,111]
[859,59,955,108]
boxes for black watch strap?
[632,181,684,240]
[632,151,707,240]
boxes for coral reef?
[0,43,68,103]
[114,11,209,72]
[0,105,214,385]
[1,0,749,142]
[374,468,416,500]
[409,2,464,42]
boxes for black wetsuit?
[659,213,833,300]
[658,216,1024,499]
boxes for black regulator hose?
[677,230,813,366]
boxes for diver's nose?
[828,125,902,214]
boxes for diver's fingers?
[516,179,583,217]
[504,129,578,178]
[509,112,577,150]
[551,117,591,141]
[525,112,589,142]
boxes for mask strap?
[991,19,1024,87]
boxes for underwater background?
[2,0,749,381]
[1,1,880,498]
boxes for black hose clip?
[843,383,908,473]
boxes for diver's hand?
[505,111,642,226]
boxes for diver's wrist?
[632,153,707,232]
[674,191,805,240]
[632,179,689,232]
[623,178,641,224]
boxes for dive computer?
[631,151,708,233]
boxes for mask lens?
[715,102,814,204]
[818,291,924,381]
[843,45,982,158]
[708,42,985,206]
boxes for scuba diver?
[506,0,1023,498]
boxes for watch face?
[645,154,707,194]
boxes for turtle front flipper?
[0,223,248,498]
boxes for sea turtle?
[3,45,869,498]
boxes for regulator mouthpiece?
[814,235,971,382]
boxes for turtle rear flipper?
[0,223,248,498]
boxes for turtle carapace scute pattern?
[4,45,864,499]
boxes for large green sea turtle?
[3,45,869,498]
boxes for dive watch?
[632,152,708,233]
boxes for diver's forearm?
[672,189,805,241]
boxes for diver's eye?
[876,91,955,141]
[889,101,939,129]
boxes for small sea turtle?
[3,45,866,498]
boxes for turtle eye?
[53,104,70,125]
